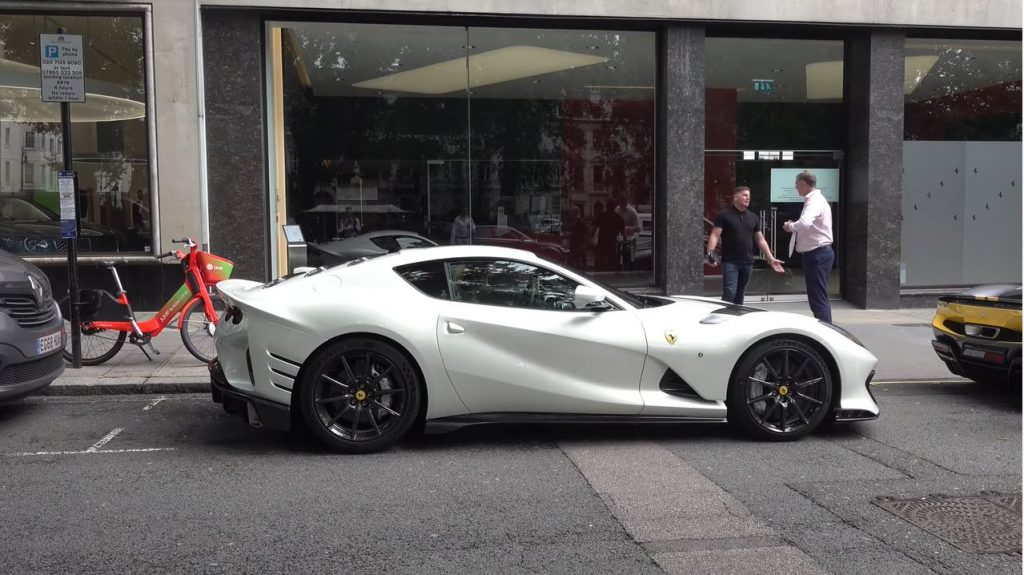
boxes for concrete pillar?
[660,25,705,295]
[844,31,904,308]
[202,10,269,281]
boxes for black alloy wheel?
[728,338,834,440]
[298,337,421,453]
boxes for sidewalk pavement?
[45,301,960,396]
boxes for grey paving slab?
[653,547,829,575]
[559,440,818,559]
[665,435,907,487]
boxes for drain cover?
[873,492,1021,554]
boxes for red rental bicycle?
[62,238,234,366]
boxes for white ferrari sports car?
[210,245,879,453]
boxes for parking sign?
[39,33,85,103]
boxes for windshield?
[584,274,672,309]
[0,197,55,221]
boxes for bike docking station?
[41,28,86,368]
[61,238,234,367]
[45,30,235,369]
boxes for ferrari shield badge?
[664,330,678,345]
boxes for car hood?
[954,284,1022,303]
[666,296,766,317]
[0,220,104,238]
[0,249,50,292]
[647,295,823,336]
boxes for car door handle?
[446,321,465,334]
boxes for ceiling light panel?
[353,46,608,95]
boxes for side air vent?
[659,369,701,399]
[245,348,255,385]
[268,351,301,368]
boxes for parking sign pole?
[63,95,81,368]
[42,27,84,367]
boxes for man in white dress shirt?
[783,171,834,323]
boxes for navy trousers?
[722,262,753,305]
[802,245,834,323]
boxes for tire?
[180,297,226,364]
[727,338,834,441]
[298,337,421,454]
[62,318,126,366]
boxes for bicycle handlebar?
[171,237,197,247]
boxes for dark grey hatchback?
[0,249,64,402]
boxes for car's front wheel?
[298,337,421,453]
[728,338,834,441]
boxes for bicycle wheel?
[62,318,127,366]
[180,297,226,363]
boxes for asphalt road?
[1,382,1020,575]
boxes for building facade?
[0,1,1019,309]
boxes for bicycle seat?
[97,259,128,269]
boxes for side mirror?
[574,285,613,311]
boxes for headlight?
[820,320,865,348]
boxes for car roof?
[361,229,431,238]
[338,244,541,271]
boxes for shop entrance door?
[703,150,843,302]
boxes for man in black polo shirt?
[706,186,784,305]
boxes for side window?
[395,235,434,250]
[395,262,450,300]
[370,236,400,253]
[445,259,580,311]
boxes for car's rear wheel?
[728,338,834,441]
[298,337,421,453]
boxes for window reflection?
[0,13,150,255]
[275,23,655,284]
[901,38,1022,288]
[904,39,1022,141]
[444,259,579,310]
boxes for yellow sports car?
[932,284,1022,385]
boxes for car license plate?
[36,331,62,355]
[962,344,1005,364]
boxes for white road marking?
[4,448,177,457]
[86,428,123,452]
[143,397,166,411]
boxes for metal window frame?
[0,2,160,264]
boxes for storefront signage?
[39,34,85,103]
[770,168,840,203]
[752,78,775,95]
